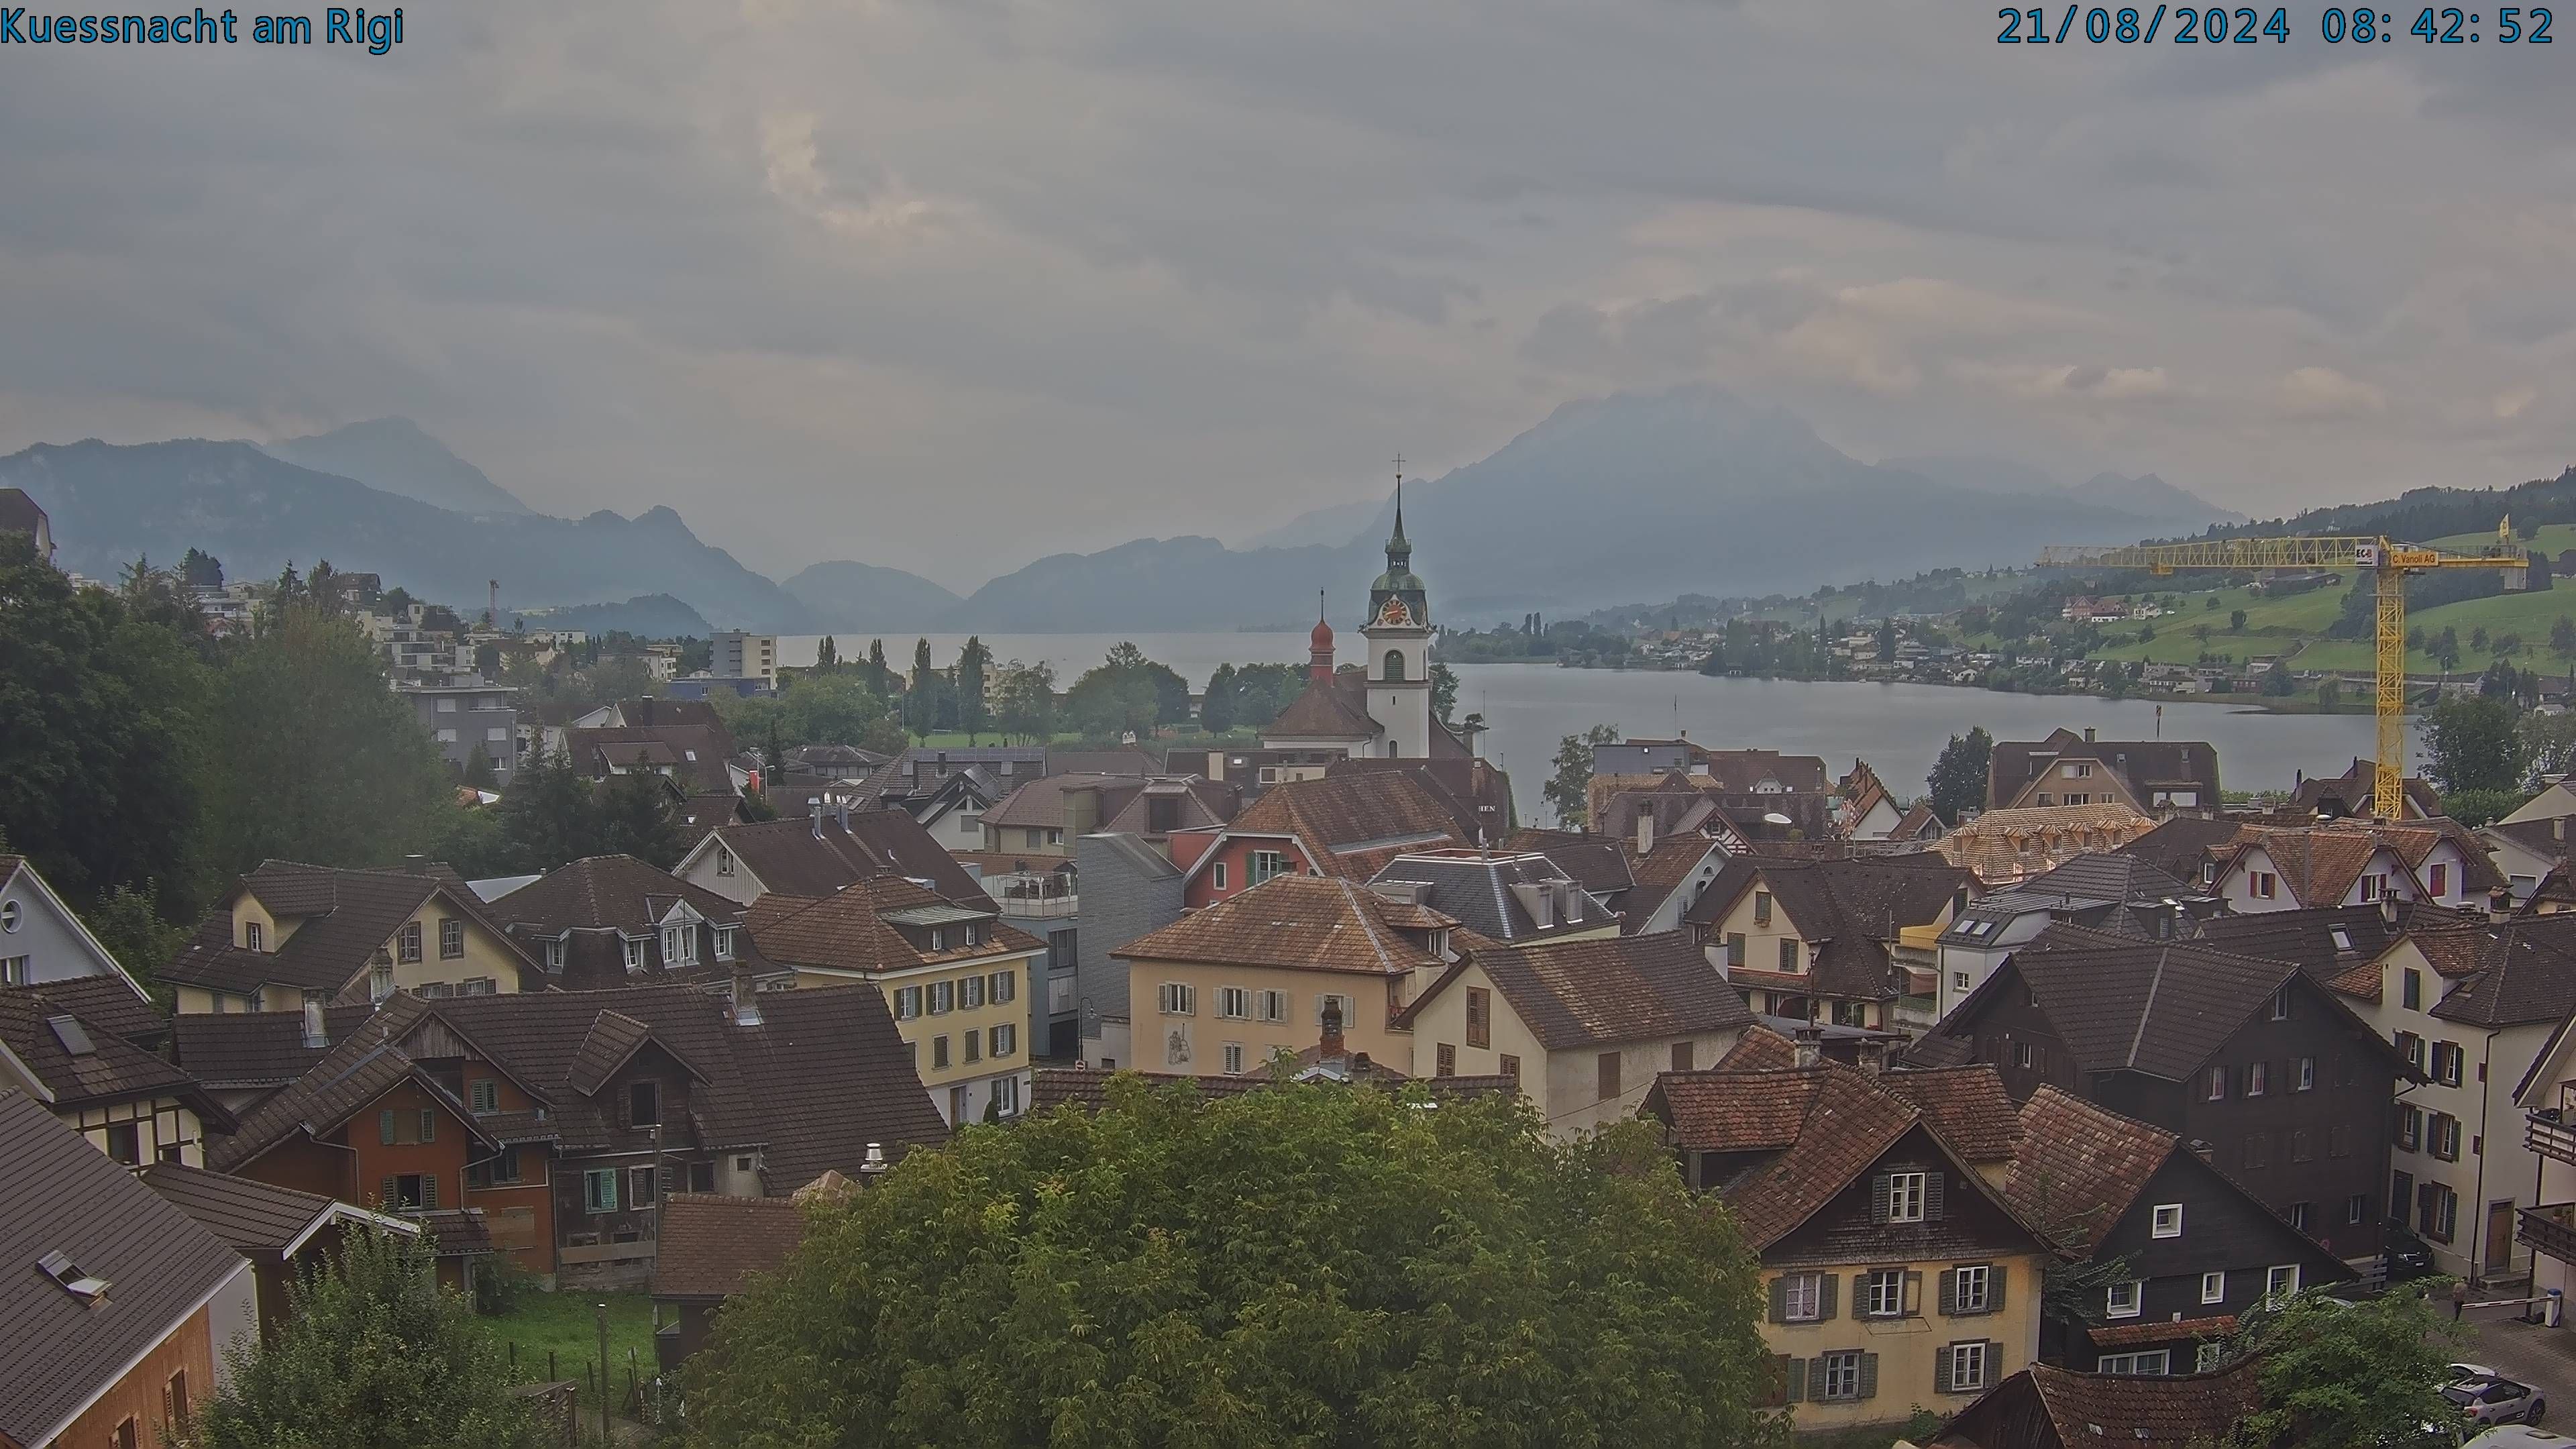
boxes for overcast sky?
[4,1,2571,588]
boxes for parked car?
[2452,1364,2504,1385]
[2447,1377,2548,1428]
[2462,1428,2571,1448]
[2384,1226,2440,1281]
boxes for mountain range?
[0,387,2243,635]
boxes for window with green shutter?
[419,1109,435,1143]
[380,1110,396,1144]
[585,1168,619,1214]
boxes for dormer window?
[545,938,567,971]
[929,927,946,952]
[244,920,264,951]
[714,926,736,961]
[664,926,698,965]
[38,1249,108,1303]
[623,936,645,973]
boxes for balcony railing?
[2526,1108,2576,1167]
[2520,1203,2576,1265]
[995,892,1079,918]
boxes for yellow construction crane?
[2039,521,2530,816]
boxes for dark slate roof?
[1986,729,2222,811]
[0,1089,246,1449]
[2192,903,2425,981]
[1501,828,1638,899]
[492,855,749,933]
[2109,814,2242,885]
[170,1004,378,1089]
[419,1208,494,1258]
[698,812,986,904]
[0,988,206,1112]
[164,860,542,997]
[653,1193,806,1300]
[566,722,740,794]
[1935,1358,2265,1449]
[1366,849,1617,942]
[1878,1065,2023,1163]
[2425,916,2576,1028]
[138,1161,401,1256]
[1403,932,1753,1050]
[0,486,47,539]
[215,985,948,1194]
[2017,853,2194,905]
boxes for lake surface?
[777,633,2385,820]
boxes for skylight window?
[46,1015,94,1057]
[38,1249,109,1302]
[2329,928,2353,951]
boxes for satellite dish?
[1764,812,1793,826]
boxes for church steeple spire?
[1385,455,1411,572]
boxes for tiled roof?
[1986,729,2222,812]
[1880,1065,2022,1163]
[419,1208,494,1258]
[1695,749,1830,795]
[1114,875,1444,978]
[2285,757,2443,821]
[1264,673,1382,739]
[1500,828,1638,899]
[566,722,739,794]
[979,773,1144,830]
[698,812,987,904]
[2023,1358,2263,1448]
[1648,1066,1827,1152]
[1887,802,1945,841]
[2017,853,2195,906]
[139,1161,398,1255]
[491,854,748,933]
[2193,903,2424,981]
[0,988,205,1111]
[2088,1314,2236,1347]
[565,1010,659,1094]
[0,974,167,1044]
[2426,916,2576,1028]
[164,860,541,998]
[1367,849,1617,942]
[1226,773,1464,879]
[653,1193,806,1300]
[170,1004,376,1088]
[1691,1069,1924,1248]
[747,877,1042,979]
[210,1015,496,1173]
[2218,818,2503,907]
[1406,933,1752,1051]
[0,1089,246,1449]
[1986,927,2306,1082]
[2110,814,2242,886]
[2004,1085,2177,1250]
[1716,1024,1799,1070]
[1621,836,1725,930]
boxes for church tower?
[1361,467,1434,759]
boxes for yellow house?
[1686,854,1976,1030]
[162,860,543,1015]
[747,877,1044,1124]
[1111,874,1452,1078]
[1646,1037,2051,1432]
[1393,933,1752,1138]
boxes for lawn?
[472,1290,657,1387]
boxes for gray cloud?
[2,0,2573,585]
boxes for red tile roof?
[1114,875,1443,978]
[652,1193,805,1301]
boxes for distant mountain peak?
[256,417,532,517]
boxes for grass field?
[472,1291,657,1387]
[2075,572,2576,676]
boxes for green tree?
[204,603,451,875]
[2555,616,2576,660]
[2261,663,2296,697]
[954,635,994,743]
[816,634,839,669]
[992,661,1058,743]
[179,546,224,588]
[1542,722,1620,829]
[493,748,598,874]
[1431,660,1460,727]
[907,638,938,744]
[0,533,209,904]
[460,743,497,789]
[2472,625,2491,653]
[594,773,689,869]
[1927,726,1994,825]
[1876,616,1898,663]
[2420,694,2529,796]
[178,1226,543,1449]
[778,672,904,755]
[1063,644,1187,739]
[1199,662,1240,733]
[2434,627,2462,671]
[2229,608,2248,632]
[681,1079,1784,1449]
[80,882,189,1003]
[2206,1287,2459,1449]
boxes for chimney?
[2489,887,2514,926]
[729,962,762,1025]
[635,696,654,726]
[1792,1025,1822,1069]
[1856,1038,1888,1075]
[2557,816,2567,845]
[835,796,852,832]
[1635,808,1656,857]
[811,796,827,839]
[2084,726,2097,743]
[301,996,327,1049]
[2379,891,2398,927]
[860,1142,889,1179]
[1319,996,1346,1060]
[2188,1138,2215,1164]
[403,854,427,875]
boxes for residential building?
[976,773,1236,860]
[1367,847,1620,945]
[2006,1086,2353,1373]
[2502,779,2576,826]
[162,858,545,1014]
[1643,1054,2054,1432]
[1837,761,1911,840]
[1395,933,1753,1136]
[847,747,1051,851]
[2208,820,2498,913]
[2204,902,2576,1281]
[1911,926,2406,1263]
[199,982,943,1286]
[483,853,790,994]
[2286,757,2442,822]
[1072,833,1185,1069]
[674,803,987,908]
[0,853,162,1000]
[1930,1358,2264,1449]
[1112,873,1455,1079]
[2483,815,2575,900]
[398,680,521,782]
[747,877,1044,1123]
[1687,853,1978,1031]
[1933,855,2211,1021]
[0,484,55,562]
[1984,729,2221,815]
[1931,803,2161,888]
[2106,816,2244,890]
[710,630,778,686]
[0,1089,257,1449]
[1169,771,1464,908]
[0,983,228,1166]
[1589,769,1831,848]
[1501,825,1731,936]
[651,1191,810,1371]
[139,1161,419,1342]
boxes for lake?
[777,632,2385,820]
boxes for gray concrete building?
[1072,833,1184,1070]
[398,680,520,782]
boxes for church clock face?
[1374,597,1415,628]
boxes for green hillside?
[2082,567,2576,675]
